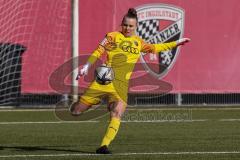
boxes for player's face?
[121,17,137,37]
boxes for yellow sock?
[100,117,120,147]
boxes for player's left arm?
[141,38,190,53]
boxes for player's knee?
[111,110,122,118]
[110,101,126,118]
[70,102,90,116]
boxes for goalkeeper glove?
[76,62,90,80]
[176,38,191,46]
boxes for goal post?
[71,0,79,102]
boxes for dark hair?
[122,8,138,24]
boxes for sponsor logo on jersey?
[119,40,140,54]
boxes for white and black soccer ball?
[95,65,114,85]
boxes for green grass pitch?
[0,107,240,160]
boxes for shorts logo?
[135,4,185,78]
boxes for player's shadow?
[0,145,95,154]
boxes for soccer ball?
[95,65,114,85]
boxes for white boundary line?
[1,107,240,112]
[219,119,240,121]
[0,151,240,158]
[0,121,98,125]
[1,119,240,125]
[121,119,208,123]
[0,109,55,112]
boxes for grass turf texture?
[0,107,240,160]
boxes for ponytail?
[122,8,138,24]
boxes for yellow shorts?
[80,80,128,106]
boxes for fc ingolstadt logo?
[135,4,185,79]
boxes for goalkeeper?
[71,8,190,154]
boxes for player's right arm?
[87,32,118,65]
[77,32,116,78]
[87,45,105,65]
[76,45,105,79]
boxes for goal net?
[0,0,71,106]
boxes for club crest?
[135,4,185,79]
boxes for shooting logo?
[135,4,185,79]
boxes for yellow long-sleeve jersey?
[87,31,177,86]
